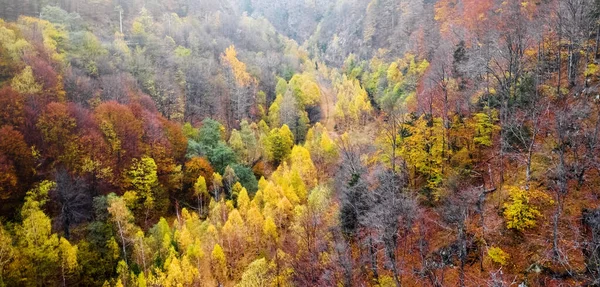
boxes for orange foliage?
[0,125,33,201]
[184,157,215,194]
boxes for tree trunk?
[139,237,146,274]
[369,235,379,283]
[553,193,562,261]
[386,243,401,287]
[117,220,128,264]
[594,25,600,59]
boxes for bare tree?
[366,167,418,287]
[51,169,92,239]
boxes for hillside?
[1,0,600,286]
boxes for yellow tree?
[221,45,253,87]
[11,66,41,95]
[334,75,373,129]
[17,181,67,285]
[395,115,445,196]
[107,193,138,264]
[268,95,283,129]
[289,145,318,189]
[288,73,321,108]
[211,244,228,285]
[58,237,78,286]
[194,175,209,216]
[245,204,265,249]
[237,186,251,216]
[222,209,247,278]
[0,224,15,285]
[238,258,272,287]
[267,125,295,164]
[263,216,278,244]
[221,45,256,122]
[304,123,338,173]
[122,156,160,226]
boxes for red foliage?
[36,102,77,162]
[24,52,64,103]
[0,125,34,202]
[0,86,25,128]
[94,101,143,167]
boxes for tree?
[58,237,78,287]
[288,73,321,108]
[0,125,33,206]
[0,87,24,127]
[211,243,228,285]
[503,185,551,232]
[304,123,338,175]
[367,169,417,287]
[221,45,256,124]
[0,224,14,286]
[183,157,214,197]
[52,169,92,239]
[95,102,143,169]
[123,156,160,226]
[194,175,208,216]
[17,181,64,285]
[37,102,80,169]
[107,193,138,264]
[238,258,271,287]
[289,146,317,188]
[267,125,294,164]
[334,75,373,129]
[290,186,335,285]
[11,66,41,95]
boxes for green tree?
[267,125,294,164]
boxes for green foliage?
[288,73,321,108]
[208,143,238,174]
[187,119,239,173]
[231,164,258,194]
[267,125,295,164]
[470,108,499,147]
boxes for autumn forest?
[0,0,600,286]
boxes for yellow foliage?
[334,75,373,128]
[18,16,68,62]
[288,73,321,107]
[263,216,278,242]
[11,66,42,94]
[488,246,510,265]
[211,243,228,282]
[503,185,552,231]
[237,258,271,287]
[221,45,254,86]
